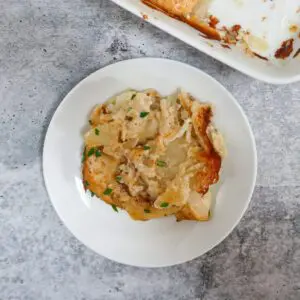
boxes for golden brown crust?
[82,147,124,208]
[192,152,221,194]
[195,105,221,193]
[192,103,214,153]
[179,93,222,195]
[142,0,221,40]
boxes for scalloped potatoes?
[82,89,225,221]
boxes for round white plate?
[43,58,257,268]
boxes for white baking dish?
[111,0,300,84]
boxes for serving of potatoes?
[82,89,225,221]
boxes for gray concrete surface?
[0,0,300,299]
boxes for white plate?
[43,58,257,267]
[111,0,300,84]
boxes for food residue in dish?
[141,0,300,61]
[275,38,294,59]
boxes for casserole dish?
[111,0,300,84]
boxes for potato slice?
[154,176,190,208]
[114,90,136,110]
[84,122,120,147]
[89,104,113,125]
[176,190,212,221]
[125,201,181,221]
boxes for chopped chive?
[91,192,95,197]
[140,111,149,118]
[84,180,89,187]
[112,204,118,212]
[116,176,122,183]
[95,128,100,135]
[131,94,136,100]
[87,147,95,157]
[143,145,151,150]
[95,149,102,157]
[160,202,169,208]
[144,209,151,213]
[104,188,113,195]
[156,160,167,167]
[89,120,93,125]
[82,148,86,163]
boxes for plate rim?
[43,57,258,267]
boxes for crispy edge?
[190,103,222,195]
[192,103,214,154]
[176,94,222,220]
[82,156,117,206]
[142,0,221,40]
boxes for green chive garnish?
[116,176,122,183]
[144,209,151,213]
[91,192,95,197]
[87,147,95,157]
[156,160,167,167]
[84,180,89,186]
[104,188,113,195]
[143,145,151,150]
[95,149,102,157]
[95,128,100,135]
[160,202,169,208]
[140,112,149,118]
[112,204,118,212]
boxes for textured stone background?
[1,1,300,299]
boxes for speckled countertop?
[1,1,300,299]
